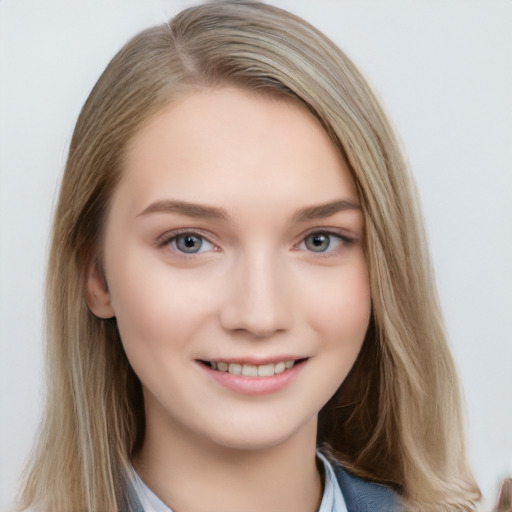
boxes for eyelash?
[297,229,356,255]
[155,228,356,258]
[156,229,219,257]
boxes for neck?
[133,409,322,512]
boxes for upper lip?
[197,356,308,365]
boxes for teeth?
[242,364,258,377]
[228,363,242,375]
[274,361,285,374]
[209,360,297,377]
[257,363,274,377]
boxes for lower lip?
[197,360,307,396]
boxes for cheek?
[302,262,371,346]
[312,266,371,397]
[106,256,217,362]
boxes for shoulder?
[333,463,401,512]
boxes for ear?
[86,259,115,319]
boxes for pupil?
[307,233,330,252]
[178,234,201,253]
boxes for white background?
[1,1,511,510]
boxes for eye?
[169,232,215,254]
[300,230,352,253]
[304,232,331,252]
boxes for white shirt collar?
[316,451,348,512]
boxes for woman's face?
[88,87,371,451]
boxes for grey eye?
[304,233,331,252]
[175,234,205,253]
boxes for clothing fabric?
[127,451,398,512]
[333,464,398,512]
[131,471,170,512]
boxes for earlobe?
[86,259,115,319]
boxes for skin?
[87,87,371,512]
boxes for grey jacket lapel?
[333,464,399,512]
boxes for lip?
[196,358,308,396]
[203,355,304,365]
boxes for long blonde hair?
[18,2,480,510]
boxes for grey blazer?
[125,463,399,512]
[334,464,399,511]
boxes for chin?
[200,415,317,453]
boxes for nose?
[219,251,292,338]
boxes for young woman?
[17,2,481,511]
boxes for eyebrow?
[137,198,360,222]
[137,200,231,220]
[292,199,360,222]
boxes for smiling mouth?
[199,359,307,377]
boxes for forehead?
[117,87,358,216]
